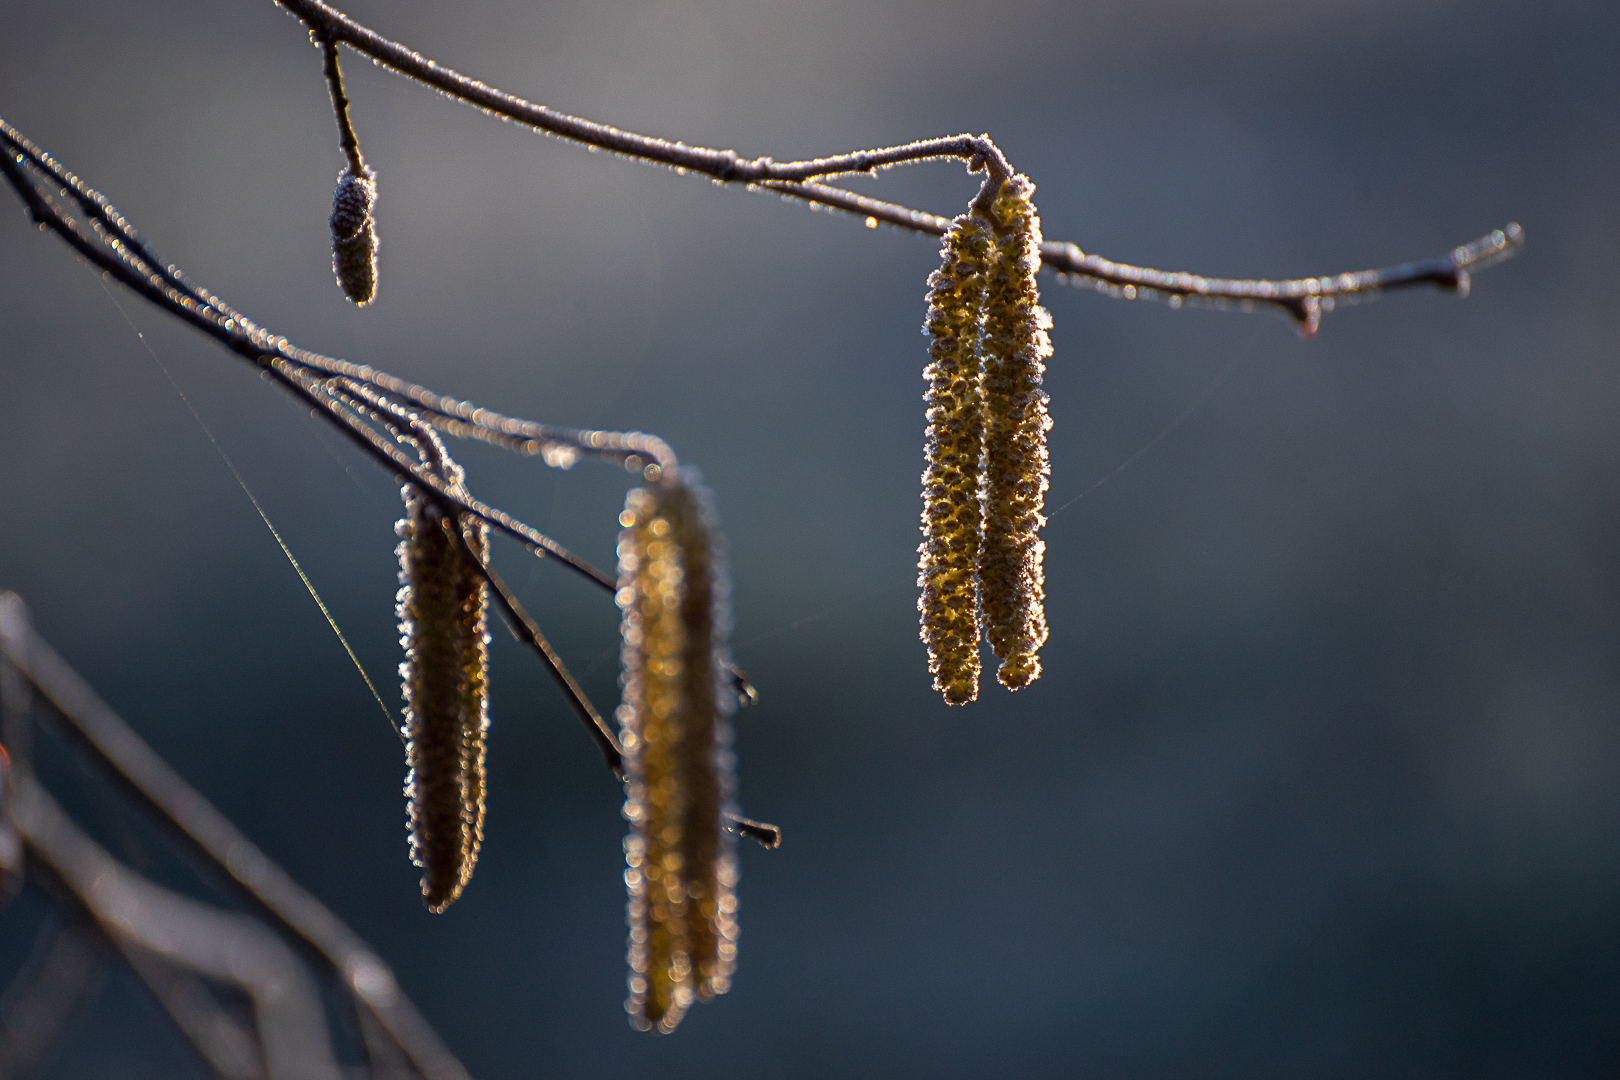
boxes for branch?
[115,941,269,1080]
[316,34,366,175]
[768,181,1523,333]
[0,117,656,596]
[1037,225,1523,334]
[15,781,345,1080]
[0,129,786,811]
[476,549,784,831]
[272,360,617,590]
[277,0,1520,330]
[280,0,1007,185]
[475,550,625,776]
[0,608,469,1080]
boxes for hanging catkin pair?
[616,472,739,1034]
[918,174,1053,702]
[396,481,490,913]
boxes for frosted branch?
[276,0,1519,331]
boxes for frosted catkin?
[918,214,995,704]
[331,166,378,305]
[616,473,738,1034]
[978,175,1053,689]
[396,485,490,913]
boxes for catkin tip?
[617,471,738,1033]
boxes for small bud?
[918,214,994,704]
[617,472,738,1033]
[331,167,378,305]
[396,484,490,912]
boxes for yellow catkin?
[616,473,738,1034]
[918,213,995,705]
[978,175,1053,689]
[395,484,490,913]
[331,166,378,306]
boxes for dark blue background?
[2,0,1617,1075]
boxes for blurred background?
[1,0,1617,1075]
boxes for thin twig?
[467,528,626,776]
[317,35,366,175]
[1036,226,1522,334]
[275,0,1520,328]
[280,0,1008,184]
[767,180,1523,331]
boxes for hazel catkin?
[616,472,738,1034]
[917,213,995,705]
[978,174,1053,690]
[396,484,490,913]
[331,166,378,306]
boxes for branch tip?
[726,815,781,849]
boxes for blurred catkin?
[978,175,1052,689]
[918,214,995,704]
[330,166,378,305]
[616,473,738,1034]
[396,484,490,913]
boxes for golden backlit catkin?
[918,213,995,704]
[396,484,490,913]
[978,175,1053,689]
[616,472,738,1034]
[330,166,378,305]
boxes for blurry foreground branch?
[0,592,469,1080]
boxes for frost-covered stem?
[474,557,626,775]
[281,0,1004,184]
[770,181,1522,332]
[0,124,779,789]
[317,35,365,174]
[276,1,1518,329]
[0,119,672,583]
